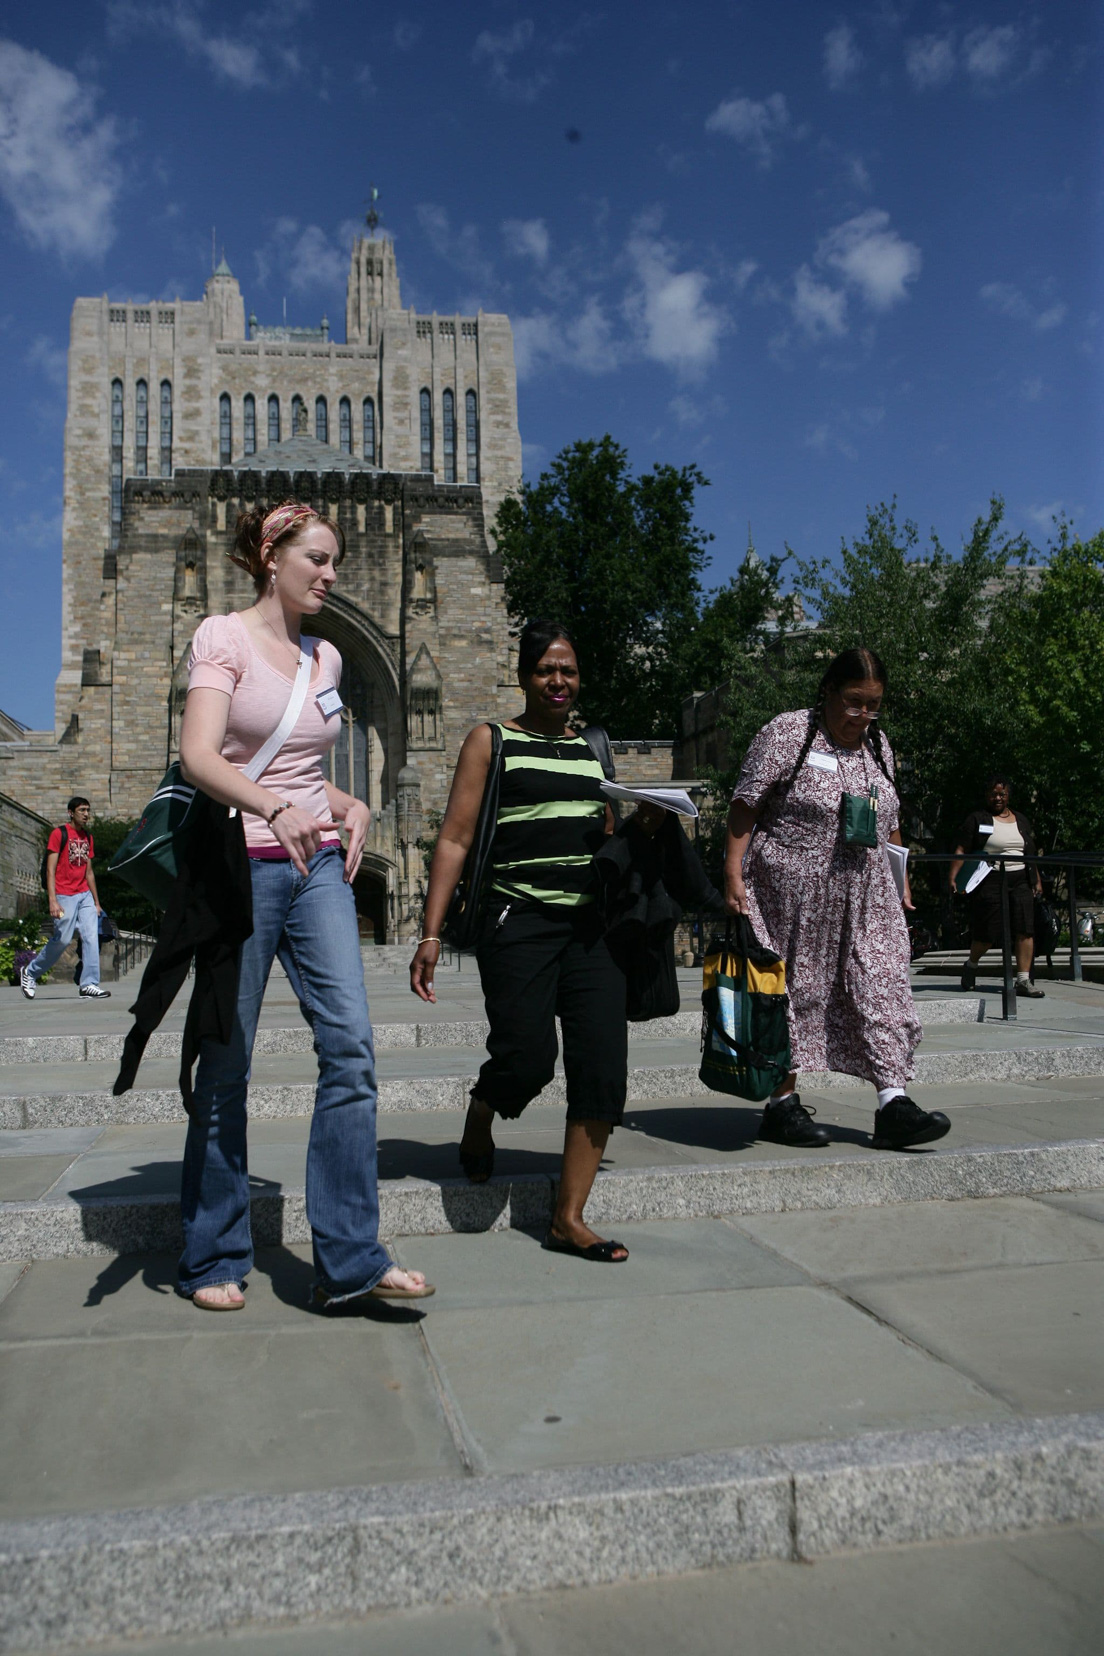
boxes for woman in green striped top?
[411,621,631,1262]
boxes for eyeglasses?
[840,705,880,718]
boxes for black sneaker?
[871,1096,951,1151]
[759,1094,830,1148]
[1015,981,1045,999]
[960,964,977,992]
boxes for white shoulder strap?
[241,643,313,783]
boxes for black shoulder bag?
[441,723,505,951]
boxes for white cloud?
[705,92,795,167]
[502,217,550,266]
[963,25,1020,82]
[905,33,957,90]
[792,266,848,338]
[734,259,759,292]
[26,335,67,387]
[392,19,422,51]
[0,42,121,259]
[107,1,309,88]
[1024,501,1065,532]
[624,223,728,376]
[253,218,354,297]
[511,300,622,379]
[13,507,63,551]
[417,204,495,285]
[472,19,551,102]
[824,24,863,90]
[818,209,921,309]
[980,281,1067,331]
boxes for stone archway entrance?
[352,863,388,944]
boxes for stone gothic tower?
[0,233,523,941]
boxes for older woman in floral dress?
[723,647,950,1152]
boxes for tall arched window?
[134,379,148,477]
[442,389,456,483]
[268,394,280,444]
[219,393,232,465]
[159,380,173,477]
[243,394,256,455]
[466,390,479,484]
[110,379,123,547]
[362,398,375,464]
[315,395,328,443]
[419,387,433,473]
[292,394,306,436]
[339,396,351,454]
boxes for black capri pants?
[969,869,1034,945]
[474,902,628,1124]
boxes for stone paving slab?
[3,1139,1102,1262]
[0,996,986,1067]
[0,1412,1100,1651]
[70,1525,1104,1656]
[6,1038,1104,1130]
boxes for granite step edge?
[0,1413,1100,1651]
[1,1139,1100,1260]
[0,997,988,1066]
[4,1042,1104,1129]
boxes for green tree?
[687,542,796,695]
[492,435,712,737]
[718,498,1031,851]
[988,526,1104,855]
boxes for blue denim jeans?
[28,891,101,987]
[179,845,392,1301]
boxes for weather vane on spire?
[364,185,381,234]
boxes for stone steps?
[0,996,984,1065]
[1,1412,1100,1651]
[2,1039,1102,1130]
[4,1137,1102,1262]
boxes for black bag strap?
[580,725,616,781]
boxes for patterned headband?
[260,502,316,551]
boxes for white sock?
[1016,971,1030,984]
[769,1091,795,1106]
[877,1087,905,1109]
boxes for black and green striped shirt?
[489,724,607,908]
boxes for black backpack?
[40,826,68,891]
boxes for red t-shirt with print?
[49,826,94,896]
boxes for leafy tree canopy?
[492,435,712,738]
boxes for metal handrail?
[910,851,1103,1019]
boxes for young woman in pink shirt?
[178,501,432,1311]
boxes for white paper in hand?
[600,781,699,819]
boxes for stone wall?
[0,791,51,919]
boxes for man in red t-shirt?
[21,797,111,1000]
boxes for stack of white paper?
[600,781,699,819]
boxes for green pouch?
[841,784,879,848]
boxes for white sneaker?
[20,967,36,999]
[78,984,111,998]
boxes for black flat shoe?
[758,1094,830,1148]
[960,964,977,991]
[544,1233,628,1262]
[871,1096,951,1151]
[458,1144,495,1183]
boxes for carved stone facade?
[0,237,522,941]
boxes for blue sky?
[0,0,1100,728]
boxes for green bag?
[108,763,202,910]
[698,917,791,1102]
[841,783,879,848]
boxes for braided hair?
[780,647,893,792]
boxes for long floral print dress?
[732,709,920,1085]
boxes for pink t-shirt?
[187,611,343,851]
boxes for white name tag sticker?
[315,687,344,719]
[806,751,838,773]
[978,823,994,835]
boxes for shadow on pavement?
[624,1104,874,1154]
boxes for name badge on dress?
[805,751,838,773]
[315,686,343,719]
[978,823,994,836]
